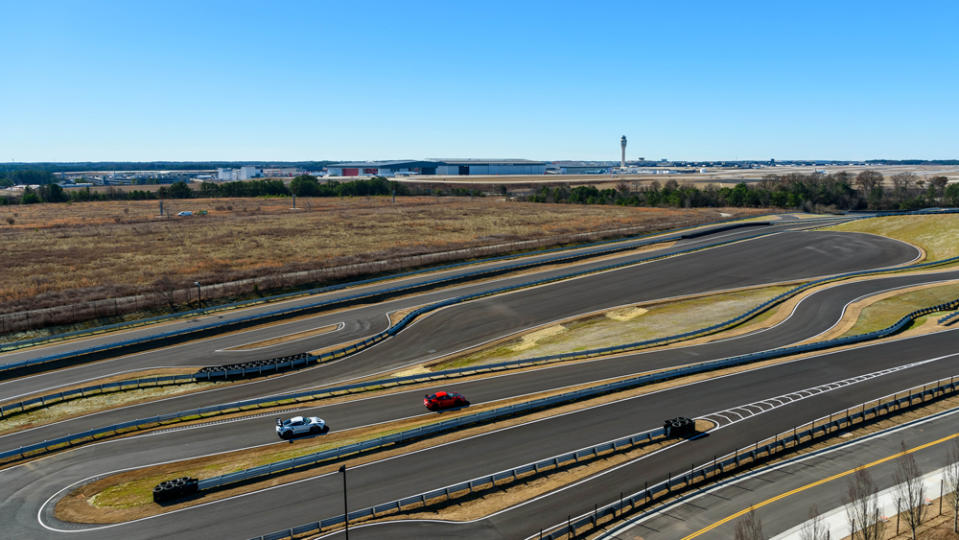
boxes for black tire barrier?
[663,416,696,438]
[152,476,199,503]
[193,353,312,380]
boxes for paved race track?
[1,216,954,540]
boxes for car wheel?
[310,426,320,435]
[280,431,292,439]
[322,425,330,434]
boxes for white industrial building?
[216,166,261,181]
[324,159,547,177]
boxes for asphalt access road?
[0,222,803,396]
[4,256,953,455]
[1,220,809,367]
[0,228,919,407]
[618,405,959,540]
[9,329,958,539]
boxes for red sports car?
[424,391,470,411]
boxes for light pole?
[339,465,349,539]
[194,281,201,309]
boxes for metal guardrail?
[3,209,957,458]
[251,425,673,540]
[193,294,959,494]
[537,374,959,540]
[0,224,776,378]
[250,373,959,540]
[6,241,959,423]
[939,310,959,325]
[0,219,777,353]
[2,269,957,465]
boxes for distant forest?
[2,170,958,212]
[523,171,959,212]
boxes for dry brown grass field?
[0,197,770,324]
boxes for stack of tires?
[153,477,199,503]
[663,416,696,438]
[193,352,313,380]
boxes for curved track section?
[0,219,948,540]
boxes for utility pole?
[339,465,349,540]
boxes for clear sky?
[2,1,957,162]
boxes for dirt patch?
[511,325,567,351]
[428,282,799,370]
[606,307,648,321]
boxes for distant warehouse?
[325,159,546,177]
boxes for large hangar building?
[325,159,546,177]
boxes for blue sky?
[1,1,957,162]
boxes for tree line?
[0,175,412,205]
[523,171,959,211]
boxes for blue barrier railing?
[939,311,959,326]
[0,217,779,353]
[0,223,778,376]
[248,372,959,540]
[3,211,957,460]
[536,374,959,539]
[191,294,959,493]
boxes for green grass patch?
[824,214,959,261]
[840,282,959,337]
[433,285,795,370]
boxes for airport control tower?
[620,135,627,169]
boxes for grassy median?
[430,284,796,370]
[825,214,959,261]
[840,281,959,337]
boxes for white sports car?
[276,416,328,439]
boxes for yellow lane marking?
[680,431,959,539]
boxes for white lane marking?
[804,277,959,342]
[27,333,959,532]
[0,365,188,402]
[600,404,959,539]
[214,322,346,353]
[531,352,959,539]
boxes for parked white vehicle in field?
[276,416,327,439]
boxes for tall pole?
[620,135,627,169]
[339,465,349,540]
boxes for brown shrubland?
[0,197,771,331]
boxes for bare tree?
[734,508,764,540]
[895,442,926,539]
[844,468,884,540]
[945,439,959,533]
[890,172,918,196]
[799,505,830,540]
[855,170,883,193]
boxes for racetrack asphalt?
[1,218,951,540]
[0,227,918,403]
[610,400,959,540]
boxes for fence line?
[0,226,778,377]
[1,218,771,348]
